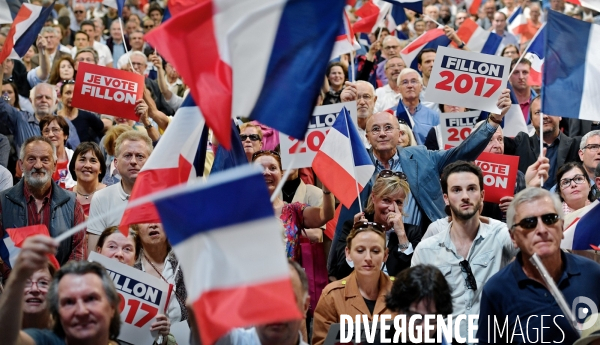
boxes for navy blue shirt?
[541,135,560,190]
[477,251,600,344]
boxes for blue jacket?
[328,121,498,273]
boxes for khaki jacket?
[312,271,396,345]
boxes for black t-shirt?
[363,297,376,316]
[23,329,65,345]
[71,110,105,143]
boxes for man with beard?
[0,137,85,282]
[412,161,518,342]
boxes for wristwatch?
[398,242,409,251]
[458,41,466,49]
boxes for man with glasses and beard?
[411,161,518,342]
[0,137,85,283]
[477,187,600,344]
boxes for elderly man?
[128,51,175,115]
[0,235,121,345]
[504,96,580,189]
[374,56,405,113]
[215,260,310,345]
[87,130,153,252]
[70,3,87,31]
[341,80,378,148]
[477,188,600,344]
[0,80,80,152]
[0,137,85,277]
[396,68,439,145]
[328,89,514,277]
[30,27,71,70]
[579,130,600,185]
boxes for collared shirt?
[538,134,560,189]
[372,152,421,226]
[492,30,519,55]
[477,251,600,344]
[519,88,538,124]
[412,221,518,340]
[87,181,130,235]
[398,101,440,145]
[374,84,402,113]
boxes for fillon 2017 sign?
[425,46,511,114]
[72,62,145,121]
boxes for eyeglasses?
[510,213,561,230]
[400,79,420,86]
[252,150,280,161]
[459,260,477,290]
[383,45,399,50]
[2,77,14,83]
[144,24,155,29]
[25,279,50,291]
[559,174,587,189]
[378,170,407,180]
[240,134,261,141]
[62,79,75,84]
[352,220,385,233]
[368,124,398,135]
[357,94,373,101]
[398,119,407,125]
[583,144,600,152]
[42,127,63,135]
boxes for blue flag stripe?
[13,3,54,57]
[154,167,274,247]
[346,109,372,166]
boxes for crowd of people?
[1,0,600,344]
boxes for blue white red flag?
[542,11,600,121]
[386,3,409,38]
[0,231,19,270]
[477,82,528,136]
[464,0,482,15]
[523,23,545,86]
[1,225,60,270]
[0,2,54,63]
[145,0,345,149]
[210,120,248,174]
[454,18,502,54]
[400,28,450,70]
[312,107,375,208]
[353,1,383,33]
[565,0,600,12]
[507,6,527,37]
[562,200,600,250]
[0,0,13,24]
[153,165,302,345]
[119,95,207,230]
[331,12,361,59]
[381,0,423,13]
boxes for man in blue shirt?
[477,188,600,344]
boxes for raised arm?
[302,186,334,229]
[35,36,50,82]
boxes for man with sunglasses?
[477,187,600,344]
[412,161,518,342]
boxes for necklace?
[76,186,97,199]
[143,252,168,283]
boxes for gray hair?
[129,50,147,63]
[355,80,375,96]
[580,130,600,150]
[382,35,401,48]
[19,136,57,162]
[398,67,423,86]
[47,261,121,340]
[115,130,153,158]
[75,47,99,64]
[40,26,58,36]
[31,82,57,106]
[506,187,564,231]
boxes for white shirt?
[139,258,183,322]
[93,41,113,67]
[87,182,129,235]
[374,84,402,113]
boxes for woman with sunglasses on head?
[312,221,397,345]
[240,123,263,162]
[57,81,106,143]
[555,162,594,215]
[331,170,422,280]
[252,150,334,260]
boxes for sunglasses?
[252,150,280,161]
[144,24,154,29]
[240,134,261,142]
[510,213,560,230]
[459,260,477,290]
[74,10,84,14]
[378,170,407,180]
[352,220,385,233]
[62,79,75,84]
[2,77,14,83]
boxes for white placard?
[425,46,511,113]
[280,101,358,169]
[439,111,481,147]
[89,252,170,345]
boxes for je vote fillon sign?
[425,46,511,114]
[72,62,145,121]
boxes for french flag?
[0,0,18,25]
[331,12,361,59]
[507,6,527,37]
[119,95,208,230]
[565,0,600,12]
[153,165,302,345]
[454,18,502,54]
[386,3,409,39]
[381,0,423,14]
[523,23,545,86]
[400,28,450,70]
[0,231,19,270]
[312,107,375,208]
[542,11,600,122]
[0,2,54,63]
[477,83,528,136]
[464,0,482,15]
[562,200,600,250]
[353,1,383,33]
[145,0,345,149]
[1,225,60,270]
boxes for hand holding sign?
[425,46,511,113]
[150,314,171,337]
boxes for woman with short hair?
[40,115,75,189]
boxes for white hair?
[31,83,57,114]
[397,67,423,86]
[382,35,401,47]
[580,130,600,150]
[506,187,564,231]
[356,80,375,96]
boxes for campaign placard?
[425,46,511,113]
[72,62,144,121]
[474,152,520,204]
[280,102,358,169]
[73,0,103,8]
[89,252,171,345]
[440,111,480,147]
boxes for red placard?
[444,146,520,204]
[72,62,145,121]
